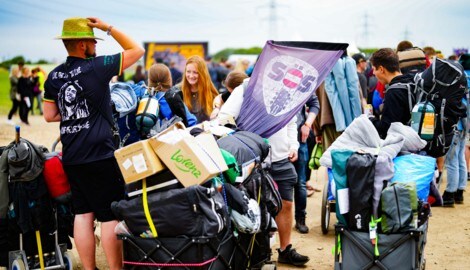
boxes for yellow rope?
[248,183,263,267]
[35,230,45,270]
[142,178,158,237]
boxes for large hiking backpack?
[397,47,427,74]
[412,58,468,157]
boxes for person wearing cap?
[352,53,368,103]
[43,17,144,270]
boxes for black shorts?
[270,158,298,202]
[63,157,125,222]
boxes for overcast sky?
[0,0,469,63]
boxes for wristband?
[106,25,113,36]
[303,123,311,129]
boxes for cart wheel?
[11,259,26,270]
[261,264,277,270]
[63,251,77,270]
[321,171,331,235]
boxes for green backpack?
[381,182,418,233]
[309,143,323,170]
[219,149,240,184]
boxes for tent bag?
[346,152,376,231]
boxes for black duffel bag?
[111,185,227,237]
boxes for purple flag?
[237,41,348,138]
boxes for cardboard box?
[215,115,236,127]
[149,123,228,187]
[125,169,182,197]
[188,115,236,136]
[114,139,166,183]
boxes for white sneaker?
[6,119,15,125]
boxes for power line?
[362,12,369,47]
[403,26,411,41]
[0,5,55,24]
[258,0,287,40]
[268,0,279,40]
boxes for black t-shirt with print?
[44,54,122,165]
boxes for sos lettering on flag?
[264,55,319,116]
[237,41,348,138]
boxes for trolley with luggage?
[0,127,76,270]
[327,150,432,270]
[111,121,279,269]
[313,114,438,270]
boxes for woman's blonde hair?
[148,63,172,92]
[181,55,218,117]
[10,67,19,77]
[233,59,249,73]
[21,67,30,77]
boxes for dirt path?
[1,115,469,269]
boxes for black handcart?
[334,222,427,270]
[116,177,278,270]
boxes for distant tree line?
[0,56,50,70]
[1,46,375,70]
[213,47,263,62]
[358,48,379,57]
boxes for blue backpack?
[117,82,197,146]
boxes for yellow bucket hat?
[56,17,103,40]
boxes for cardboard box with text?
[149,123,228,187]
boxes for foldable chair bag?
[334,223,427,270]
[229,231,273,270]
[120,230,235,270]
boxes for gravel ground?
[1,115,469,270]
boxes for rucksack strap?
[406,84,413,112]
[440,99,446,151]
[432,58,463,87]
[388,83,416,112]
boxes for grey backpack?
[380,182,418,233]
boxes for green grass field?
[0,66,137,115]
[0,68,11,115]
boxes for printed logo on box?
[171,149,201,178]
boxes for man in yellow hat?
[43,17,144,270]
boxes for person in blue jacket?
[293,94,319,234]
